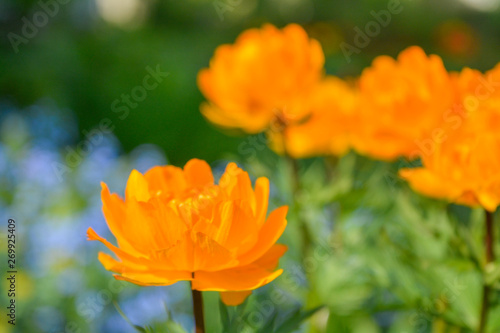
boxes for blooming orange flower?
[353,46,454,161]
[269,76,359,158]
[197,23,324,134]
[400,65,500,211]
[87,159,288,305]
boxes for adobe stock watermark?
[340,0,404,63]
[111,65,170,120]
[384,69,500,190]
[413,73,500,159]
[405,276,467,333]
[213,0,243,21]
[55,278,127,333]
[51,118,115,182]
[230,238,336,332]
[236,109,292,163]
[51,65,169,182]
[7,0,72,53]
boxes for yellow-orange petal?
[196,201,258,255]
[192,267,283,291]
[87,227,145,262]
[98,252,191,286]
[356,46,454,161]
[197,23,324,134]
[101,182,143,256]
[184,158,214,189]
[90,158,288,294]
[90,227,192,273]
[125,197,187,250]
[219,163,255,204]
[220,290,252,306]
[399,168,463,202]
[88,228,176,270]
[98,252,133,272]
[125,170,150,202]
[253,244,288,270]
[455,190,481,208]
[477,192,500,212]
[254,177,270,226]
[145,165,188,197]
[238,206,288,266]
[198,244,287,292]
[114,273,188,287]
[200,103,272,134]
[142,166,182,196]
[191,231,239,272]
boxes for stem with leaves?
[274,112,313,254]
[285,153,312,254]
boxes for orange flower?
[269,76,359,158]
[197,23,324,134]
[353,46,454,161]
[400,65,500,211]
[87,159,288,305]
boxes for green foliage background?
[2,0,500,164]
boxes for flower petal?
[253,244,288,270]
[114,272,189,286]
[191,232,239,272]
[192,267,283,291]
[477,192,500,212]
[237,206,288,266]
[101,182,143,256]
[98,252,191,286]
[87,227,146,262]
[219,163,254,204]
[399,168,463,202]
[125,198,188,250]
[144,165,188,197]
[254,177,269,226]
[184,159,214,189]
[125,170,150,202]
[192,243,286,291]
[219,290,252,306]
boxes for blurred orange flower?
[400,65,500,211]
[87,159,288,305]
[269,76,359,158]
[197,23,324,134]
[353,46,454,161]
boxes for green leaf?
[165,321,188,333]
[219,299,231,331]
[259,311,278,333]
[113,301,149,333]
[485,262,500,286]
[272,306,324,333]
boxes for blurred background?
[1,0,500,332]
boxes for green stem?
[485,210,495,263]
[276,114,312,256]
[287,153,299,193]
[478,210,495,333]
[286,154,312,253]
[191,282,205,333]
